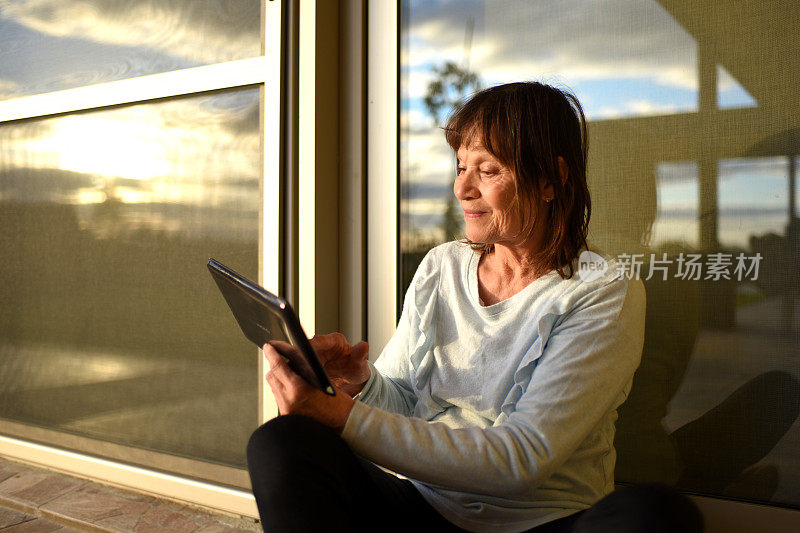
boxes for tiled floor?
[0,458,260,532]
[1,507,78,532]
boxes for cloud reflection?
[0,0,260,99]
[3,0,259,64]
[403,0,700,117]
[0,87,260,241]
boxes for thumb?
[351,341,369,361]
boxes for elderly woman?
[247,82,646,532]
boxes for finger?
[316,345,344,366]
[263,342,284,370]
[263,344,290,384]
[311,332,349,353]
[270,340,293,353]
[267,363,312,412]
[264,367,287,398]
[268,383,289,416]
[263,342,304,388]
[311,342,334,364]
[308,335,327,362]
[269,340,305,364]
[310,335,344,365]
[263,348,297,415]
[263,359,289,409]
[324,332,348,348]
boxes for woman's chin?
[464,232,490,244]
[463,230,479,242]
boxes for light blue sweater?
[341,241,645,532]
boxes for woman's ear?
[557,156,569,185]
[540,157,569,203]
[540,180,555,203]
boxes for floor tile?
[41,484,152,524]
[0,508,35,529]
[5,476,84,508]
[0,469,18,486]
[131,505,201,533]
[0,517,74,532]
[0,472,47,498]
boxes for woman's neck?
[477,245,551,305]
[489,244,549,279]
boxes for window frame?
[366,0,399,353]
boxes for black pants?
[246,415,584,532]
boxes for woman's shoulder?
[404,241,473,299]
[571,247,645,322]
[544,246,645,320]
[415,240,473,272]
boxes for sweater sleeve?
[356,247,442,416]
[355,321,416,416]
[341,277,645,500]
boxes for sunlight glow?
[55,115,170,181]
[71,187,107,205]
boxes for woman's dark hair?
[445,81,590,279]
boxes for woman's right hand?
[310,333,370,397]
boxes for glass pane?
[718,157,789,249]
[653,161,699,250]
[401,0,800,509]
[0,87,260,468]
[0,0,261,100]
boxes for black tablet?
[207,258,335,396]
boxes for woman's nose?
[454,169,478,200]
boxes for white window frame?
[0,0,285,518]
[366,0,399,353]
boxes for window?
[0,88,261,466]
[0,0,283,516]
[398,0,800,510]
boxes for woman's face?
[454,140,530,246]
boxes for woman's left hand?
[263,341,355,433]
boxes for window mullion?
[0,56,271,123]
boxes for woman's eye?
[457,166,466,175]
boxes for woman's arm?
[341,278,645,500]
[354,309,418,416]
[265,247,441,424]
[351,246,444,416]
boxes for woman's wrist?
[342,374,370,398]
